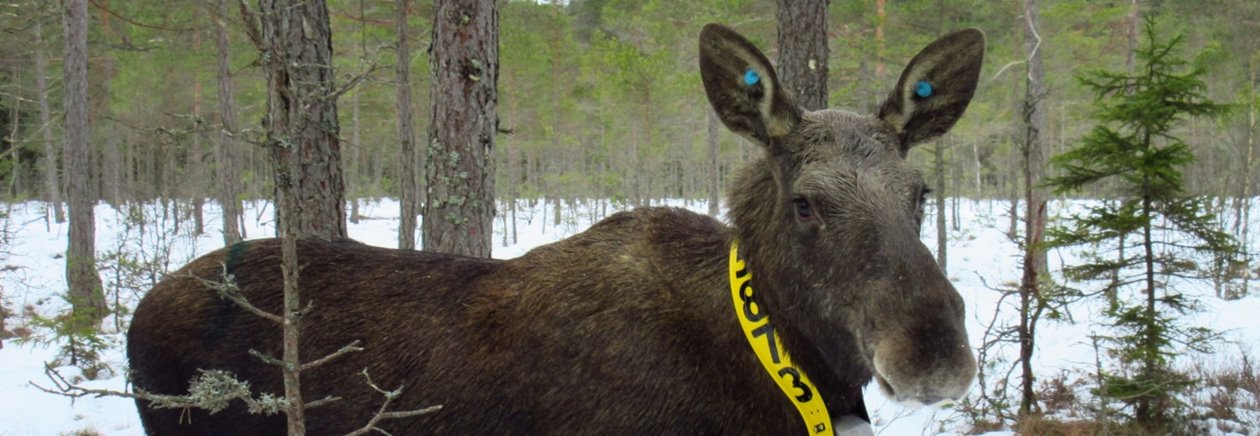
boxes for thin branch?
[321,62,383,105]
[34,364,288,416]
[300,340,364,372]
[304,395,342,409]
[89,0,197,32]
[344,370,442,436]
[32,364,147,401]
[238,0,263,49]
[187,263,283,324]
[249,349,285,367]
[988,60,1027,83]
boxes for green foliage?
[15,297,114,379]
[1045,17,1239,430]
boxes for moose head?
[700,24,984,406]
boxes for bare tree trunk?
[505,75,519,245]
[1137,169,1157,424]
[971,140,981,196]
[1126,0,1140,72]
[707,110,721,217]
[215,0,243,245]
[775,0,829,111]
[348,0,366,225]
[250,0,351,431]
[935,139,948,271]
[63,0,106,328]
[96,2,122,206]
[256,0,348,241]
[424,0,498,258]
[1244,63,1257,297]
[875,0,886,81]
[34,20,65,223]
[397,0,418,250]
[191,31,206,236]
[7,69,21,197]
[1018,0,1047,418]
[349,88,362,224]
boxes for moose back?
[127,23,985,434]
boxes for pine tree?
[1044,18,1237,430]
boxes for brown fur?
[127,24,985,434]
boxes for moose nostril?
[875,375,895,397]
[920,395,946,406]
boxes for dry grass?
[1185,349,1260,433]
[1014,415,1105,436]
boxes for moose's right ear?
[699,24,801,149]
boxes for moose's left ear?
[878,28,985,154]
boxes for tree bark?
[1018,0,1048,417]
[397,0,418,250]
[215,0,243,245]
[258,0,348,241]
[775,0,829,111]
[62,0,106,327]
[424,0,498,258]
[34,20,65,223]
[252,0,351,431]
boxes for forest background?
[0,0,1256,245]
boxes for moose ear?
[878,28,985,154]
[699,24,802,149]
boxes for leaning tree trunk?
[775,0,829,111]
[424,0,498,258]
[397,0,419,250]
[62,0,106,328]
[214,0,243,245]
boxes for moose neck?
[727,157,874,397]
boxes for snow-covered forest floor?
[0,198,1256,435]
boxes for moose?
[128,24,984,434]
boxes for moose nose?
[918,395,949,407]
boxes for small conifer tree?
[1045,17,1237,430]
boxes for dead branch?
[300,340,365,372]
[189,263,283,324]
[321,61,383,106]
[343,369,442,436]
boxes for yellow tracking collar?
[729,240,831,434]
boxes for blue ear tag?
[915,80,933,98]
[744,68,761,86]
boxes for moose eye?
[793,197,814,221]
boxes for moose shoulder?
[127,24,984,435]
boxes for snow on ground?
[0,198,1256,435]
